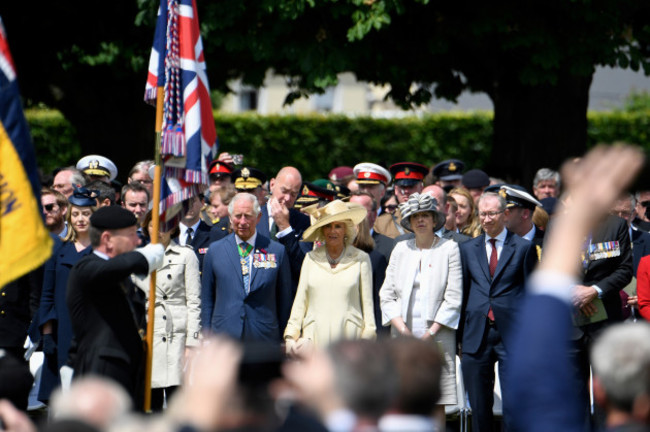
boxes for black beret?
[462,169,490,189]
[90,205,137,230]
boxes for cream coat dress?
[379,237,463,404]
[133,242,201,388]
[284,245,376,347]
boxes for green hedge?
[214,112,493,179]
[25,109,650,179]
[26,108,81,175]
[587,111,650,148]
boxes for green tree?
[2,1,650,184]
[199,0,650,184]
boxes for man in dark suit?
[459,191,537,432]
[249,166,311,287]
[201,193,293,342]
[571,211,633,428]
[177,194,225,273]
[66,206,164,409]
[612,194,650,274]
[611,194,650,321]
[258,166,311,239]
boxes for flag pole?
[144,86,164,412]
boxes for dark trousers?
[568,331,604,432]
[151,385,179,412]
[462,323,510,432]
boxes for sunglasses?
[43,203,57,212]
[385,205,398,211]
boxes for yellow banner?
[0,119,52,288]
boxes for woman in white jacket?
[379,192,463,424]
[133,211,201,411]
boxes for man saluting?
[66,206,164,410]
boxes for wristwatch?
[428,328,436,336]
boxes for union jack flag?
[144,0,217,228]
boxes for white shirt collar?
[93,250,110,260]
[485,227,508,244]
[522,225,536,241]
[180,219,201,234]
[235,232,257,247]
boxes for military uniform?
[500,185,545,261]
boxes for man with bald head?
[258,167,310,239]
[257,167,311,289]
[52,167,86,198]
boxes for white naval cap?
[76,155,118,181]
[500,185,543,210]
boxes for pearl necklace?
[326,248,344,266]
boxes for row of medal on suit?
[241,253,279,275]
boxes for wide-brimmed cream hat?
[301,200,368,243]
[399,192,446,232]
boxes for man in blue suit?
[459,191,537,432]
[201,192,293,342]
[507,145,648,432]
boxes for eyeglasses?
[478,210,503,219]
[384,205,398,212]
[43,203,57,212]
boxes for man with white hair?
[201,193,292,342]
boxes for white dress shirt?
[484,228,508,261]
[179,220,201,246]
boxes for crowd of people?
[2,146,650,432]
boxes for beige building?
[219,67,650,116]
[220,71,422,117]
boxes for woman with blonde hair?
[380,192,463,428]
[284,200,376,356]
[38,187,97,402]
[449,187,482,238]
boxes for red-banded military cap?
[353,163,391,186]
[390,162,429,186]
[209,160,234,177]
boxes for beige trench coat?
[133,242,201,388]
